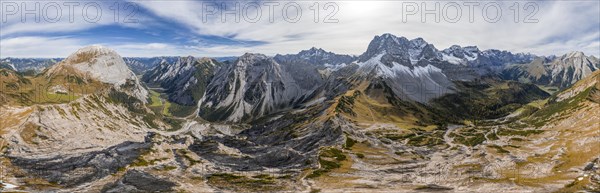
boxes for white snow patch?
[1,182,18,189]
[324,62,347,70]
[442,53,464,65]
[413,64,444,78]
[465,53,478,61]
[358,54,444,80]
[357,53,385,68]
[8,63,17,71]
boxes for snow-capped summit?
[441,45,536,68]
[441,45,481,65]
[481,49,536,66]
[409,37,428,48]
[5,61,16,71]
[358,34,441,67]
[359,34,535,69]
[463,46,480,53]
[351,34,454,103]
[47,45,149,102]
[0,60,17,71]
[354,51,453,103]
[298,47,326,57]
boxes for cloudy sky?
[1,1,599,57]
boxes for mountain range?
[0,33,599,192]
[502,51,599,88]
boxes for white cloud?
[0,36,190,58]
[0,1,156,37]
[110,43,195,57]
[134,1,599,57]
[1,1,598,57]
[0,36,84,57]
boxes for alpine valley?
[1,33,599,193]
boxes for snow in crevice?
[442,53,463,65]
[358,52,447,80]
[356,50,454,103]
[465,53,478,61]
[357,52,386,68]
[8,62,17,71]
[324,62,347,70]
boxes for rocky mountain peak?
[62,45,124,67]
[442,45,479,57]
[377,33,411,47]
[463,46,480,53]
[298,47,328,57]
[502,50,599,88]
[359,33,438,67]
[273,47,356,70]
[236,53,272,67]
[564,51,586,58]
[198,52,306,122]
[365,34,410,52]
[0,61,16,71]
[183,55,195,61]
[197,57,216,64]
[409,37,428,48]
[239,53,269,60]
[59,45,136,83]
[308,46,323,52]
[71,45,118,57]
[441,45,484,66]
[445,45,463,52]
[47,45,149,102]
[557,51,596,65]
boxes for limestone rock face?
[47,45,148,103]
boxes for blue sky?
[1,1,599,58]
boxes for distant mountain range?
[0,58,61,73]
[5,33,596,122]
[4,34,595,90]
[1,56,238,75]
[142,56,221,108]
[137,33,597,122]
[2,33,600,192]
[502,51,599,88]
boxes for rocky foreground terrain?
[1,34,599,192]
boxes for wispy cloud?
[0,1,155,37]
[0,36,84,57]
[1,1,598,57]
